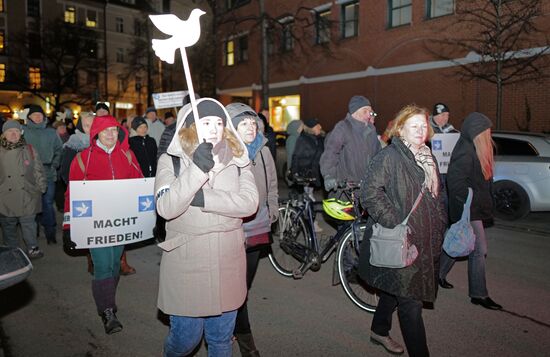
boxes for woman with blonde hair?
[438,112,502,310]
[155,98,259,357]
[359,104,447,356]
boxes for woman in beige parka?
[155,98,259,357]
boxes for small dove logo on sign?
[72,200,92,218]
[432,140,442,151]
[139,195,155,212]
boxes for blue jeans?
[439,220,488,298]
[0,214,39,250]
[39,180,57,242]
[164,310,237,357]
[89,245,124,280]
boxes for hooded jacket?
[285,120,303,168]
[291,130,324,187]
[154,98,259,317]
[447,112,493,223]
[63,115,143,230]
[23,118,63,182]
[0,138,47,217]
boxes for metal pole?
[259,0,269,109]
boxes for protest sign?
[431,133,460,174]
[152,90,188,109]
[69,178,156,248]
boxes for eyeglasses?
[369,111,378,117]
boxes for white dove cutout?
[75,202,89,217]
[141,197,153,211]
[149,9,207,142]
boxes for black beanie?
[131,116,148,131]
[433,103,449,115]
[304,118,319,128]
[26,104,45,118]
[184,100,227,128]
[95,102,110,113]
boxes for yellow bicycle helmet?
[322,198,355,221]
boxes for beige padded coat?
[154,99,259,317]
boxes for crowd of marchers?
[0,94,501,357]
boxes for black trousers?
[371,291,429,357]
[233,248,262,334]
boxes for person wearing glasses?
[320,95,381,198]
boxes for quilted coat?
[358,137,447,303]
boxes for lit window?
[64,5,76,24]
[116,17,124,33]
[29,67,41,89]
[0,30,4,54]
[237,36,248,62]
[86,10,97,27]
[224,40,234,66]
[389,0,412,27]
[316,10,331,44]
[341,1,359,38]
[0,0,4,13]
[427,0,454,18]
[0,64,5,82]
[116,48,124,63]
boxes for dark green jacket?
[358,137,447,303]
[23,120,63,182]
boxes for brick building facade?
[215,0,550,133]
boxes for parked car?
[492,131,550,220]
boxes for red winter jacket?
[63,115,143,230]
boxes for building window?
[0,64,5,82]
[224,40,234,66]
[64,5,76,24]
[27,0,40,17]
[281,21,294,52]
[427,0,454,18]
[341,1,359,38]
[0,30,4,54]
[134,19,142,36]
[226,0,250,11]
[116,17,124,33]
[0,0,4,13]
[389,0,412,27]
[117,77,127,93]
[237,36,248,62]
[29,67,41,89]
[86,40,97,59]
[315,10,331,44]
[28,33,41,58]
[86,10,97,27]
[116,48,124,63]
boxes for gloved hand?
[190,188,204,207]
[324,176,337,192]
[62,230,76,251]
[193,141,214,173]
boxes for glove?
[62,230,76,251]
[190,188,204,207]
[324,176,337,192]
[193,141,214,173]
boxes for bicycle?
[268,176,379,312]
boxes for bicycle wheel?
[268,205,310,277]
[336,223,379,312]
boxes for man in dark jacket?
[290,118,324,189]
[129,116,157,177]
[23,104,63,244]
[320,95,381,198]
[430,103,458,134]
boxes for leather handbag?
[443,187,476,257]
[369,191,423,268]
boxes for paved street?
[1,206,550,356]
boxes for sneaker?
[101,308,123,334]
[370,331,405,355]
[27,247,44,259]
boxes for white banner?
[431,133,460,174]
[152,90,188,109]
[69,178,156,248]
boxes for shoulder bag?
[369,190,423,268]
[443,187,476,257]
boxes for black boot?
[236,333,260,357]
[101,308,123,334]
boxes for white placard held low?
[69,178,156,248]
[431,133,460,174]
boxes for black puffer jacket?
[447,112,493,223]
[358,137,447,303]
[129,135,158,177]
[290,132,324,187]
